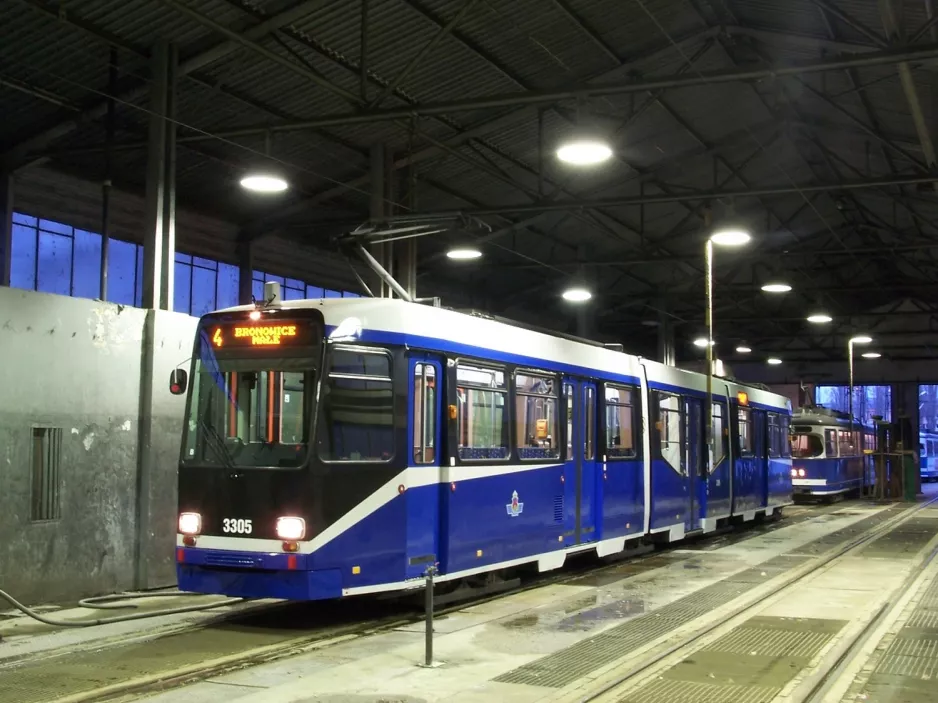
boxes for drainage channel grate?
[493,562,810,688]
[616,616,845,703]
[860,517,938,559]
[494,506,902,689]
[787,505,906,557]
[858,533,938,701]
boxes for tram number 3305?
[222,518,253,534]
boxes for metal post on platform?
[423,563,438,667]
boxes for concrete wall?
[0,286,197,603]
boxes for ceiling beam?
[3,0,328,169]
[406,174,938,217]
[102,41,938,130]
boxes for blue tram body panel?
[174,298,793,601]
[600,459,645,539]
[649,461,688,531]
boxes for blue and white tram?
[790,407,875,499]
[171,298,792,601]
[919,429,938,482]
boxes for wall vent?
[554,495,564,523]
[31,427,62,522]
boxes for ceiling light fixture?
[693,337,715,348]
[240,173,288,193]
[767,357,783,365]
[736,345,752,353]
[761,282,792,293]
[710,228,751,247]
[562,287,592,302]
[446,247,482,260]
[807,313,832,324]
[862,352,882,359]
[850,335,873,345]
[556,139,612,166]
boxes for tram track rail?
[575,495,938,703]
[0,502,829,703]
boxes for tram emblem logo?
[506,491,524,517]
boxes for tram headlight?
[276,516,306,541]
[798,468,806,477]
[178,512,201,535]
[791,468,798,478]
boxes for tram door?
[563,379,598,545]
[684,398,703,531]
[406,355,443,579]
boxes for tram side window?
[738,407,753,456]
[515,372,559,460]
[413,364,436,464]
[712,402,726,469]
[318,346,394,462]
[838,430,857,457]
[456,362,509,461]
[605,385,637,459]
[825,429,838,457]
[767,413,779,457]
[781,416,791,458]
[656,392,683,473]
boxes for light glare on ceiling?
[556,139,613,165]
[562,287,592,302]
[240,173,288,193]
[446,247,482,260]
[710,228,751,246]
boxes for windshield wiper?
[199,420,236,469]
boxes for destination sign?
[208,320,313,349]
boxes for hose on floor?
[0,588,243,628]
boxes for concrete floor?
[4,490,938,703]
[126,496,938,703]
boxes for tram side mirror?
[169,368,188,395]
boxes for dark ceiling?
[4,0,938,364]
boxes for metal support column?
[237,237,255,304]
[100,47,118,301]
[657,300,675,366]
[160,44,178,311]
[0,173,12,287]
[142,41,176,310]
[369,143,393,297]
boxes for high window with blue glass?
[8,211,361,314]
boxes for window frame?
[711,400,727,471]
[767,412,780,458]
[317,344,396,465]
[737,406,753,457]
[655,391,684,475]
[781,416,792,458]
[513,368,561,462]
[412,362,437,465]
[453,358,511,464]
[603,382,639,461]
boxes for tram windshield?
[791,433,824,459]
[181,318,320,468]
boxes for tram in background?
[169,294,793,601]
[790,406,876,500]
[919,429,938,482]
